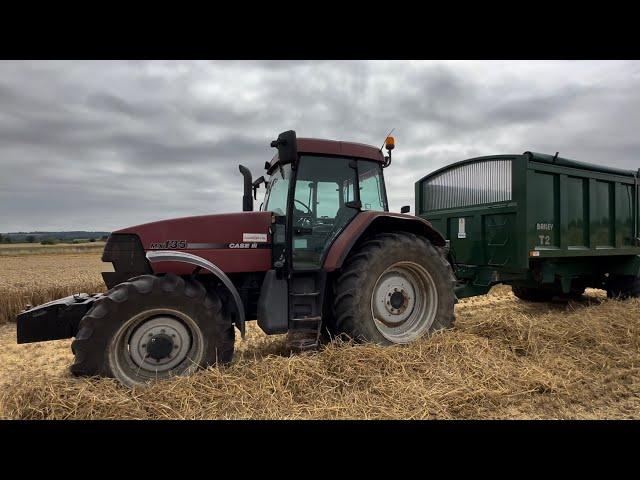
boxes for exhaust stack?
[239,165,253,212]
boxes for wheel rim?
[370,261,438,343]
[109,308,204,386]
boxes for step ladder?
[286,270,326,352]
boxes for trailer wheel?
[567,287,586,300]
[606,275,640,299]
[70,274,234,388]
[511,286,556,302]
[333,232,456,345]
[512,285,585,302]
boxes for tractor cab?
[236,131,398,350]
[258,131,391,270]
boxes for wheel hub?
[128,316,191,372]
[373,272,416,325]
[370,261,438,343]
[388,290,408,312]
[146,334,174,360]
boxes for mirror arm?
[252,176,266,200]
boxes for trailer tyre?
[606,275,640,299]
[511,286,556,302]
[70,274,234,387]
[512,285,586,302]
[567,287,586,300]
[333,232,456,345]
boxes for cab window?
[358,161,387,211]
[292,156,358,269]
[263,164,291,216]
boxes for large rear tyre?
[606,275,640,299]
[333,232,456,345]
[70,274,235,388]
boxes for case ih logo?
[229,243,259,249]
[149,240,266,250]
[149,240,187,250]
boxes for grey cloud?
[1,60,638,232]
[486,84,604,125]
[85,92,166,119]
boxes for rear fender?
[323,211,447,272]
[146,251,246,337]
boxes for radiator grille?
[422,159,512,211]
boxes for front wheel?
[333,232,456,345]
[70,274,235,388]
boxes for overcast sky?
[1,60,639,232]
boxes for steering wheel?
[293,199,313,229]
[294,199,312,214]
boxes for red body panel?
[297,138,385,162]
[268,138,385,171]
[116,211,272,274]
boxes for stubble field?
[0,250,638,419]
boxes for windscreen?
[262,164,292,215]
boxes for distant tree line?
[0,232,110,244]
[39,237,100,245]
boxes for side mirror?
[270,130,298,166]
[401,205,410,214]
[252,176,266,200]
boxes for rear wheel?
[333,232,456,345]
[70,274,235,388]
[606,275,640,299]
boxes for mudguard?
[323,211,447,272]
[146,250,246,337]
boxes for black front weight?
[16,293,101,344]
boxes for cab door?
[291,155,358,271]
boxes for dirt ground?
[2,283,638,419]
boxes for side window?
[359,161,387,211]
[294,180,313,215]
[317,182,339,218]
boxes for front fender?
[146,250,246,337]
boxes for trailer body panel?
[416,152,640,296]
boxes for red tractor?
[17,131,456,387]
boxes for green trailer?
[415,151,640,300]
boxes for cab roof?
[268,137,385,172]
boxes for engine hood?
[113,211,273,273]
[115,211,271,246]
